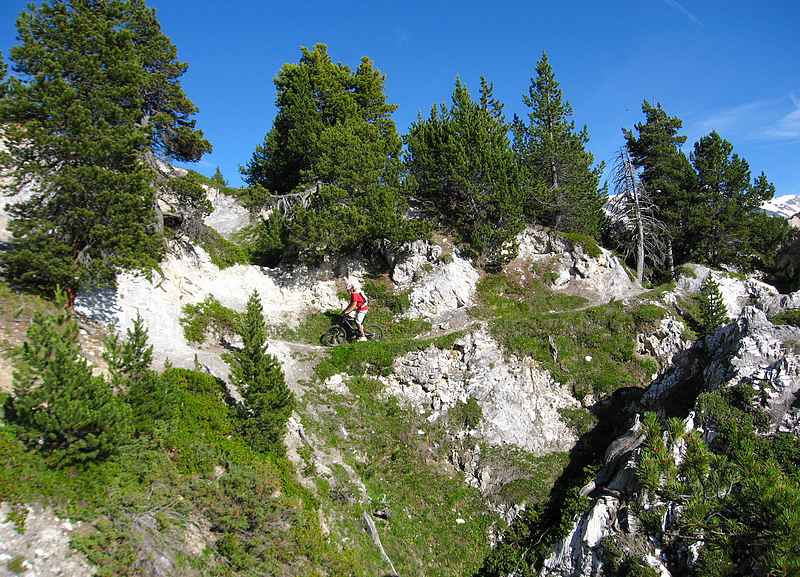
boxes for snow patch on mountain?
[762,193,800,218]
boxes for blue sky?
[1,0,798,197]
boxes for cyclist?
[342,278,369,341]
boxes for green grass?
[279,279,430,345]
[198,226,250,269]
[676,264,697,279]
[771,309,800,328]
[561,232,602,259]
[477,275,658,400]
[300,376,499,577]
[315,331,462,381]
[631,303,668,330]
[558,406,597,436]
[6,556,26,575]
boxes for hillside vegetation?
[0,1,798,577]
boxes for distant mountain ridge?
[762,194,800,218]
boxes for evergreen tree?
[689,132,776,268]
[405,77,524,264]
[211,166,227,192]
[243,44,419,264]
[624,100,696,266]
[513,53,606,238]
[103,314,153,389]
[0,0,211,299]
[228,290,293,455]
[8,293,133,465]
[697,276,729,336]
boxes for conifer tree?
[8,293,133,465]
[211,166,227,192]
[689,132,776,268]
[405,77,524,264]
[228,290,293,455]
[697,276,729,336]
[242,44,418,264]
[0,0,211,299]
[513,53,606,237]
[103,314,153,389]
[624,101,696,267]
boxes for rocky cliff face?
[542,293,800,577]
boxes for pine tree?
[228,290,293,455]
[9,293,133,465]
[0,0,211,298]
[624,100,696,267]
[103,314,153,389]
[697,276,729,336]
[405,77,523,264]
[689,132,776,269]
[211,166,227,192]
[513,53,606,238]
[242,45,419,264]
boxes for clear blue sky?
[1,0,798,197]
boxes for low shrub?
[181,296,241,344]
[561,232,601,259]
[771,309,800,328]
[198,226,250,269]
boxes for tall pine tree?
[242,44,419,264]
[0,0,211,299]
[228,290,294,455]
[405,77,524,264]
[689,131,776,268]
[513,53,606,238]
[623,100,696,267]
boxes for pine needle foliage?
[7,292,133,465]
[697,276,729,337]
[228,290,294,455]
[405,77,524,265]
[0,0,211,296]
[513,53,606,238]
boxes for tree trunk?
[667,238,675,279]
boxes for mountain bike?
[320,315,384,346]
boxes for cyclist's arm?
[342,296,356,315]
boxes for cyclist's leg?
[356,310,367,338]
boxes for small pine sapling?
[228,290,294,455]
[697,276,729,337]
[9,292,133,465]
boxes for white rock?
[76,245,341,390]
[584,355,592,363]
[203,187,252,239]
[515,226,642,301]
[455,518,466,525]
[383,327,580,455]
[0,504,93,577]
[403,250,480,321]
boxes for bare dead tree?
[607,148,669,284]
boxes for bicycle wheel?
[321,325,347,346]
[364,322,384,341]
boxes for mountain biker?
[342,278,369,341]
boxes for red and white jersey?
[350,291,369,312]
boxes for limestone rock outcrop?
[382,327,579,455]
[513,227,641,301]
